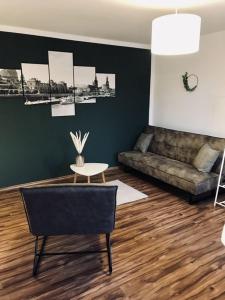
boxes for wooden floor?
[1,168,225,300]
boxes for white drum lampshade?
[151,13,201,55]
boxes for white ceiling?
[0,0,225,45]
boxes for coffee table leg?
[87,176,90,183]
[74,173,77,183]
[102,172,106,183]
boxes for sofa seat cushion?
[118,151,218,195]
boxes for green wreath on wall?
[182,72,198,92]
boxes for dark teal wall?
[0,32,151,188]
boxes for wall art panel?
[74,66,96,103]
[48,51,75,116]
[21,64,51,104]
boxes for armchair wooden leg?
[106,233,112,274]
[102,172,106,183]
[73,173,77,183]
[33,236,48,276]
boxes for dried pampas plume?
[70,130,89,154]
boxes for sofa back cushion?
[208,137,225,174]
[145,126,225,174]
[145,126,177,161]
[175,130,206,164]
[193,144,220,173]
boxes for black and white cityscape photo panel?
[74,66,96,103]
[0,69,23,97]
[95,73,116,97]
[21,64,51,104]
[48,51,75,117]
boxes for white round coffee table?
[70,163,109,183]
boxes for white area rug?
[106,180,148,205]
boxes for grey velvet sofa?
[118,126,225,201]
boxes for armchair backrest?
[21,185,117,236]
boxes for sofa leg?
[188,194,198,204]
[120,165,130,173]
[188,193,209,204]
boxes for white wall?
[149,30,225,138]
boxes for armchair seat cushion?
[118,151,218,195]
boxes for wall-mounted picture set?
[48,51,75,117]
[0,69,23,97]
[21,63,51,105]
[0,50,117,117]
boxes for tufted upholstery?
[145,126,225,173]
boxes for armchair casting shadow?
[20,184,117,276]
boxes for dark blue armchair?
[20,184,117,276]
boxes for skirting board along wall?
[0,31,151,188]
[0,166,120,193]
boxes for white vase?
[76,154,85,167]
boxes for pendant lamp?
[151,13,201,55]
